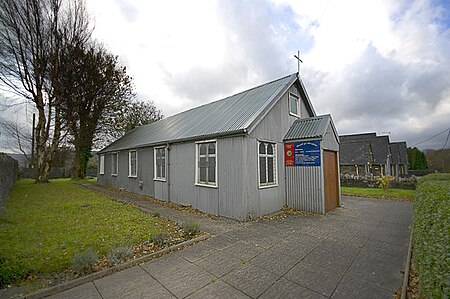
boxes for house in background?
[390,142,408,177]
[97,73,340,220]
[339,140,373,177]
[339,133,408,179]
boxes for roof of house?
[390,142,408,164]
[100,73,315,153]
[340,133,390,164]
[339,141,373,165]
[283,114,338,141]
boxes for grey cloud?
[304,42,450,149]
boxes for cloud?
[164,0,314,105]
[3,0,448,151]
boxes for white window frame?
[128,150,138,178]
[111,152,118,176]
[195,140,218,188]
[257,140,278,189]
[289,93,300,117]
[99,155,105,175]
[154,146,167,181]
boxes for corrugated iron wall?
[286,165,324,214]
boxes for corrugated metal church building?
[97,73,340,220]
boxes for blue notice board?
[294,140,321,166]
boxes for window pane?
[161,164,165,178]
[259,143,266,154]
[208,165,215,183]
[267,143,274,155]
[290,96,298,115]
[199,157,207,167]
[161,148,165,158]
[199,144,207,155]
[259,157,266,184]
[208,156,215,167]
[130,151,136,176]
[267,157,274,183]
[157,165,161,177]
[208,143,215,155]
[200,167,207,182]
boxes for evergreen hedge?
[413,174,450,297]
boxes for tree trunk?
[35,93,49,183]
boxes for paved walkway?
[48,188,413,299]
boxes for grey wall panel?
[322,124,339,151]
[246,86,310,218]
[217,137,246,220]
[286,166,324,214]
[137,148,155,197]
[98,149,155,197]
[168,142,196,205]
[154,181,168,201]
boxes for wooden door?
[323,150,339,212]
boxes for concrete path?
[48,190,412,299]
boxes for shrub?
[181,221,200,237]
[108,246,132,265]
[378,175,395,190]
[72,247,99,274]
[413,174,450,297]
[149,232,168,245]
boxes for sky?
[1,0,449,151]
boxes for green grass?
[412,174,450,297]
[341,186,415,201]
[0,179,167,286]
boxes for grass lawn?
[0,179,178,288]
[341,186,415,201]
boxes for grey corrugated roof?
[283,114,331,140]
[100,73,298,153]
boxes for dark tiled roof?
[339,141,372,165]
[340,133,390,164]
[391,142,408,164]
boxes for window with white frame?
[258,141,277,187]
[99,155,105,175]
[196,141,217,186]
[111,153,118,176]
[289,93,299,116]
[129,150,137,177]
[154,147,166,180]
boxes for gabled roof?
[340,133,390,164]
[100,73,313,153]
[340,141,373,165]
[391,142,408,164]
[283,114,338,141]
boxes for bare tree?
[0,0,91,182]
